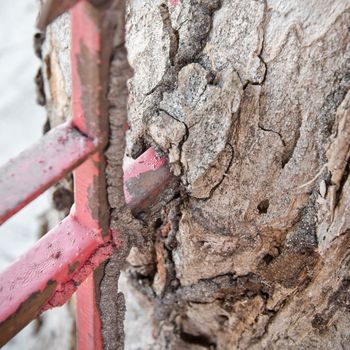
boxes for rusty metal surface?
[0,147,171,347]
[124,148,174,215]
[0,123,97,225]
[0,0,174,348]
[70,2,117,348]
[0,215,112,346]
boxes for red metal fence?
[0,1,171,348]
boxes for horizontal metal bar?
[0,123,97,225]
[0,215,111,346]
[124,147,174,215]
[0,147,172,346]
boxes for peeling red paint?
[123,148,168,204]
[0,123,97,225]
[0,145,171,345]
[70,3,112,349]
[71,2,102,138]
[42,243,112,310]
[0,216,107,326]
[0,1,174,348]
[125,160,174,215]
[0,280,57,346]
[124,148,167,179]
[76,273,104,350]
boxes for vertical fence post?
[70,1,115,348]
[0,1,175,347]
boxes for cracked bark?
[39,0,350,348]
[125,0,350,349]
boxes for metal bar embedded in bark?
[0,123,97,225]
[124,147,174,215]
[71,1,110,235]
[0,0,174,347]
[0,147,171,348]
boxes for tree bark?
[39,0,350,349]
[124,0,350,349]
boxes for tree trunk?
[40,0,350,349]
[124,0,350,349]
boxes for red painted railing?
[0,1,172,348]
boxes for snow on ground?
[0,2,73,349]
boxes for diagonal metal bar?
[0,214,111,346]
[0,147,172,347]
[0,0,175,348]
[0,122,97,225]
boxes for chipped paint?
[0,281,57,346]
[0,123,97,225]
[0,1,173,348]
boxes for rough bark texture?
[124,0,350,349]
[38,2,142,349]
[101,2,145,348]
[38,0,350,349]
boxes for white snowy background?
[0,2,154,349]
[0,1,74,349]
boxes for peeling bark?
[39,0,350,348]
[125,0,350,349]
